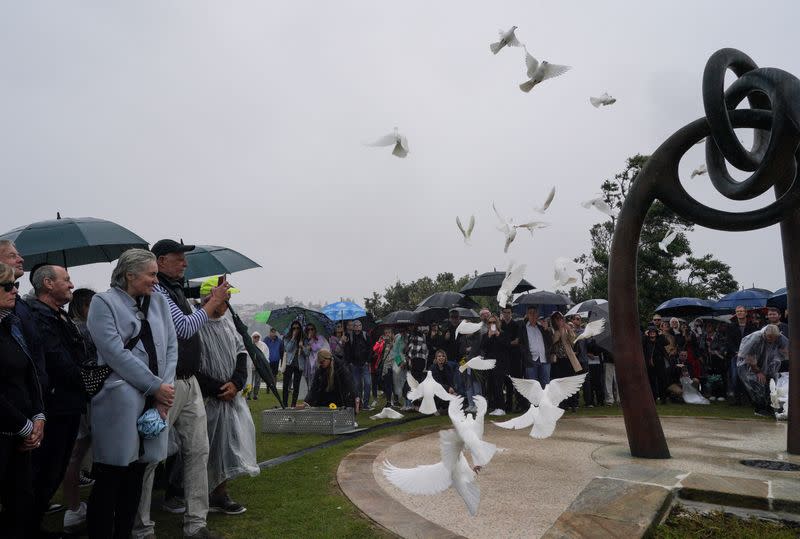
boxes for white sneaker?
[64,501,87,530]
[488,408,506,416]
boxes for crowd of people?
[0,231,792,538]
[646,307,790,415]
[0,239,254,539]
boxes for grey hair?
[0,240,15,252]
[764,324,781,337]
[111,249,156,289]
[32,265,58,295]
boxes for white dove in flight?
[365,127,409,158]
[370,407,404,420]
[574,319,606,343]
[456,215,475,244]
[553,257,579,289]
[519,46,571,93]
[458,356,497,374]
[489,26,523,55]
[690,163,707,178]
[497,262,527,308]
[493,374,587,438]
[382,429,481,516]
[581,197,615,218]
[455,319,484,340]
[658,229,679,253]
[492,202,517,253]
[447,396,497,467]
[514,221,549,236]
[533,186,556,214]
[590,92,617,107]
[406,371,456,415]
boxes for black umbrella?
[582,302,613,354]
[654,297,716,318]
[0,214,148,270]
[184,245,261,281]
[514,291,571,307]
[226,302,284,408]
[377,310,420,326]
[565,299,608,318]
[413,306,479,325]
[416,291,480,310]
[459,271,535,297]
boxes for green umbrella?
[183,245,261,280]
[0,214,148,270]
[268,306,334,336]
[254,310,271,324]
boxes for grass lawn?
[649,505,800,539]
[45,391,772,538]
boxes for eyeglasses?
[1,281,19,293]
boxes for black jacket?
[0,314,45,436]
[480,330,512,372]
[344,331,370,366]
[13,296,47,390]
[727,321,758,358]
[518,320,554,368]
[304,362,356,408]
[29,299,87,415]
[642,335,667,370]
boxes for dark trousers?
[282,364,302,407]
[0,437,34,539]
[488,369,512,411]
[382,370,394,403]
[32,412,81,529]
[371,371,380,399]
[87,461,146,539]
[251,366,262,398]
[583,363,604,406]
[552,356,581,408]
[648,363,668,403]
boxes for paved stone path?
[338,415,800,538]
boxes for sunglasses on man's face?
[1,281,19,293]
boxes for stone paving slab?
[542,477,673,538]
[678,472,770,510]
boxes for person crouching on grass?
[302,349,356,409]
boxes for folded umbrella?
[226,302,284,408]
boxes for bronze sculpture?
[609,48,800,458]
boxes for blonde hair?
[0,262,14,283]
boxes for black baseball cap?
[151,239,195,258]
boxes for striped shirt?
[154,283,208,340]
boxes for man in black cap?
[133,239,229,539]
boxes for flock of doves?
[364,26,708,269]
[374,316,607,516]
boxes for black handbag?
[81,296,151,398]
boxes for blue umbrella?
[767,288,787,310]
[654,297,716,318]
[713,288,773,311]
[321,301,367,321]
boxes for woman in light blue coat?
[85,249,178,539]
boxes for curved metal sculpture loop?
[609,48,800,458]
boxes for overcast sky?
[1,1,797,306]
